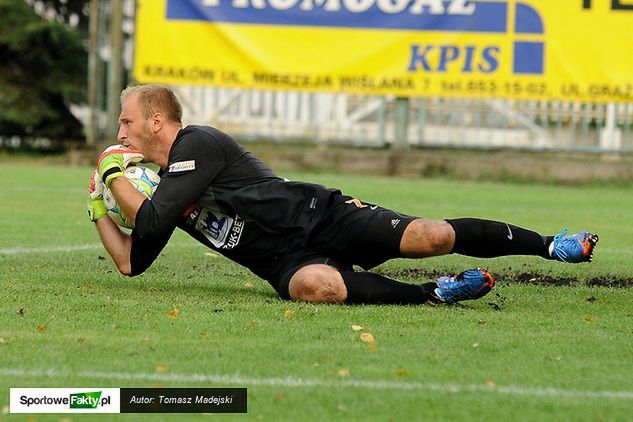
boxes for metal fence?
[172,86,633,153]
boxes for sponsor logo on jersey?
[169,160,196,172]
[196,207,244,249]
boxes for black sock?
[341,271,436,304]
[446,218,553,259]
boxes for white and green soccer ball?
[103,165,160,229]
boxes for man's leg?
[287,264,437,304]
[288,264,347,303]
[287,263,494,305]
[287,218,597,304]
[400,218,597,263]
[286,216,505,305]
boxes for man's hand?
[87,168,107,222]
[97,145,144,188]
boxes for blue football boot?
[550,229,599,263]
[433,268,495,304]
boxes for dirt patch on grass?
[383,268,633,288]
[512,273,633,288]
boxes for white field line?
[0,367,632,401]
[0,243,202,256]
[0,244,102,255]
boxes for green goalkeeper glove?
[87,168,106,222]
[87,197,107,222]
[97,145,144,188]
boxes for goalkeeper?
[88,84,599,305]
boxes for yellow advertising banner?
[134,0,633,102]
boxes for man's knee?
[400,219,455,257]
[288,265,347,303]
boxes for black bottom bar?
[120,388,247,413]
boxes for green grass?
[1,162,633,421]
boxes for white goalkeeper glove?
[88,168,104,200]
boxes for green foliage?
[1,164,633,420]
[28,0,91,32]
[0,0,87,138]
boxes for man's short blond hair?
[121,84,183,124]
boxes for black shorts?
[269,194,417,299]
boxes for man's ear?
[151,113,165,133]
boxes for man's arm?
[92,168,146,276]
[94,216,133,276]
[93,204,173,277]
[88,165,134,276]
[97,173,177,276]
[109,176,147,228]
[91,145,171,276]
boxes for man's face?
[117,94,155,157]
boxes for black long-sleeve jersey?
[130,125,339,281]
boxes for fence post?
[106,0,124,140]
[394,96,410,150]
[87,0,100,146]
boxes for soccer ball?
[103,165,160,229]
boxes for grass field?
[1,161,633,421]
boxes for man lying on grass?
[87,84,599,305]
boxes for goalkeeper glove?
[88,168,104,200]
[97,145,144,188]
[87,197,107,222]
[87,169,107,222]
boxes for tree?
[27,0,91,31]
[0,0,88,140]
